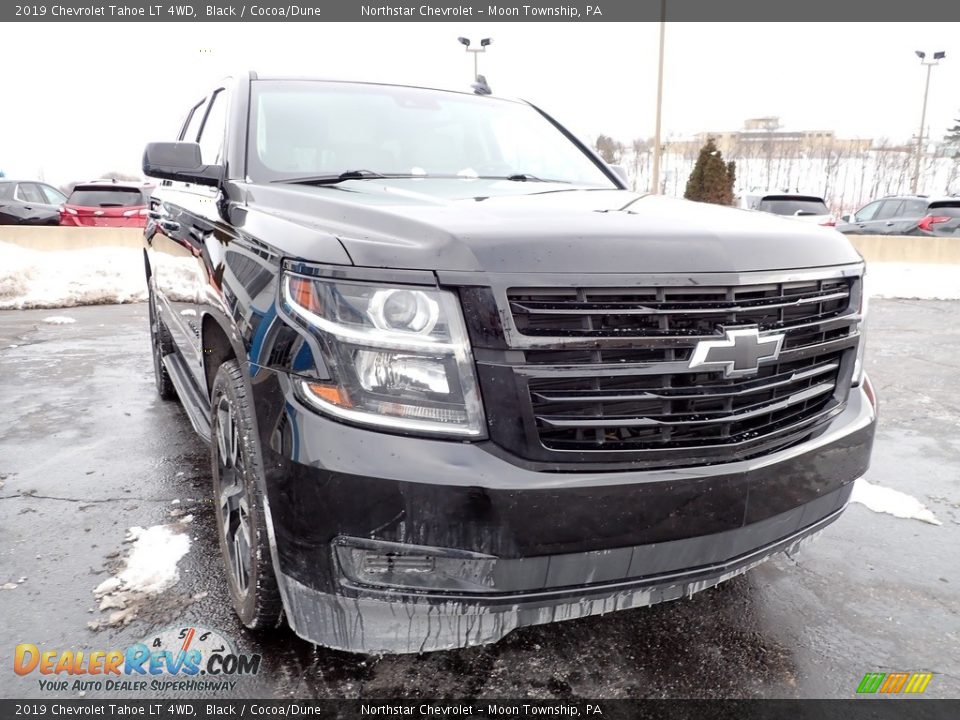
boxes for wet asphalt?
[0,299,958,700]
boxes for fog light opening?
[362,553,436,574]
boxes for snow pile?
[850,478,942,526]
[0,241,147,310]
[868,263,960,301]
[90,520,192,628]
[42,316,76,324]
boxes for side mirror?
[608,164,628,184]
[142,142,222,187]
[840,214,851,223]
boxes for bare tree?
[594,135,625,165]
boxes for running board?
[162,352,212,444]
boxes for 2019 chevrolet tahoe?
[142,72,876,653]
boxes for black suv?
[142,73,876,654]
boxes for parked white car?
[741,191,836,227]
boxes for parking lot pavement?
[0,300,958,699]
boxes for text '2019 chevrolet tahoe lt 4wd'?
[142,73,876,654]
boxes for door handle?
[160,220,180,233]
[885,221,895,226]
[147,209,162,220]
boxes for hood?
[244,179,862,274]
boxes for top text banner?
[4,0,960,22]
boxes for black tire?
[149,286,177,401]
[210,360,283,629]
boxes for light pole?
[650,0,666,194]
[458,37,492,82]
[911,50,945,194]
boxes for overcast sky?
[2,22,958,186]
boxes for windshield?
[249,80,616,188]
[757,196,829,216]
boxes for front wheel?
[210,360,283,629]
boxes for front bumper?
[250,366,876,653]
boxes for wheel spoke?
[232,536,244,588]
[216,402,232,463]
[229,424,240,468]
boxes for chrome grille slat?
[531,361,839,403]
[510,290,850,316]
[536,381,836,429]
[509,278,851,339]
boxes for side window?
[902,199,928,217]
[180,100,206,143]
[854,201,881,222]
[875,200,904,220]
[0,183,14,200]
[40,184,66,205]
[197,90,228,166]
[16,183,44,204]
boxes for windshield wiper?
[272,170,574,185]
[272,170,388,185]
[478,173,570,183]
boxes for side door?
[181,87,232,393]
[39,184,67,212]
[872,199,908,235]
[842,200,882,235]
[15,182,59,225]
[149,96,212,392]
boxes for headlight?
[852,273,868,385]
[281,273,486,437]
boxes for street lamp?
[458,37,492,82]
[911,50,946,194]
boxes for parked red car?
[60,181,154,228]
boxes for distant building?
[666,117,873,156]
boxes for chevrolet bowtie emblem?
[689,327,784,378]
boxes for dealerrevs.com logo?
[14,626,261,693]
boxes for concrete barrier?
[0,226,143,251]
[2,226,958,265]
[848,235,960,265]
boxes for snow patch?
[0,241,147,309]
[90,519,192,628]
[118,524,191,594]
[42,316,76,325]
[868,263,960,301]
[850,478,942,526]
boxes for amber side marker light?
[304,382,352,408]
[288,276,322,314]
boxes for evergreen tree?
[684,139,736,205]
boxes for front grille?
[467,272,861,469]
